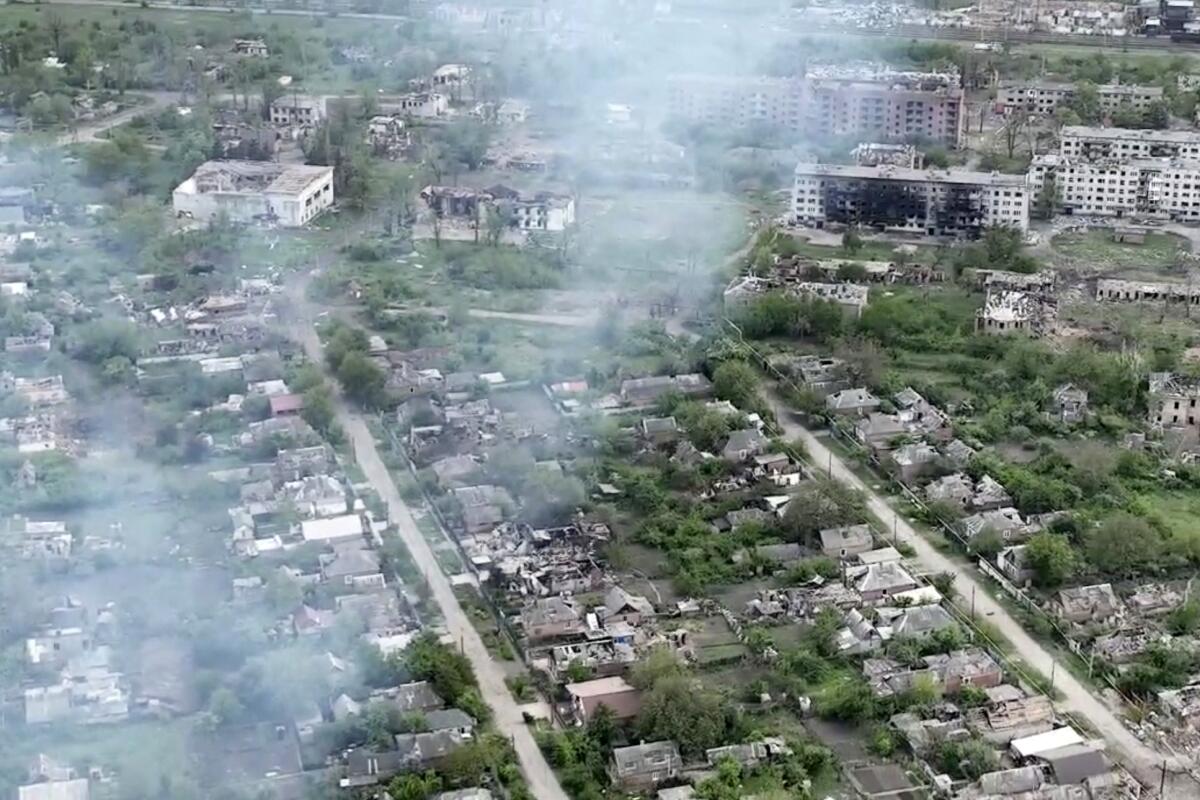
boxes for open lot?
[1050,229,1191,279]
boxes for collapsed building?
[975,290,1057,336]
[419,185,575,232]
[793,163,1030,236]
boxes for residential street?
[289,306,570,800]
[761,386,1189,792]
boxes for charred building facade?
[1059,126,1200,160]
[793,163,1029,236]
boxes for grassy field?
[1140,490,1200,556]
[1050,230,1191,279]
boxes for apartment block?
[1059,126,1200,161]
[997,81,1162,116]
[793,163,1029,236]
[803,64,965,149]
[1030,153,1200,221]
[666,75,805,128]
[667,63,964,148]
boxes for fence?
[379,416,529,664]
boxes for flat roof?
[19,780,91,800]
[565,676,637,697]
[794,162,1027,187]
[300,513,364,542]
[1062,125,1200,144]
[1011,726,1084,758]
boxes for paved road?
[760,386,1184,790]
[290,312,569,800]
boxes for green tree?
[630,647,685,690]
[1085,513,1161,576]
[836,261,868,281]
[1025,532,1076,588]
[387,772,442,800]
[207,687,244,727]
[1144,99,1170,129]
[1069,82,1102,123]
[711,359,760,410]
[404,633,484,717]
[336,351,387,409]
[782,479,867,543]
[937,738,999,780]
[637,674,732,756]
[841,227,863,254]
[69,319,139,364]
[266,570,302,613]
[301,384,336,435]
[1168,599,1200,636]
[1033,172,1057,221]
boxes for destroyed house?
[619,374,712,407]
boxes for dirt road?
[762,386,1188,791]
[290,315,569,800]
[56,91,179,147]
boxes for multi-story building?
[1030,153,1200,221]
[667,64,964,148]
[269,95,326,127]
[172,161,335,227]
[1148,372,1200,442]
[793,163,1029,236]
[997,81,1162,116]
[666,75,805,129]
[803,64,965,149]
[1059,126,1200,161]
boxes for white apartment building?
[793,163,1029,236]
[1059,126,1200,161]
[1030,153,1200,221]
[997,81,1162,116]
[173,160,334,227]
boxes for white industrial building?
[793,163,1029,236]
[172,161,334,228]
